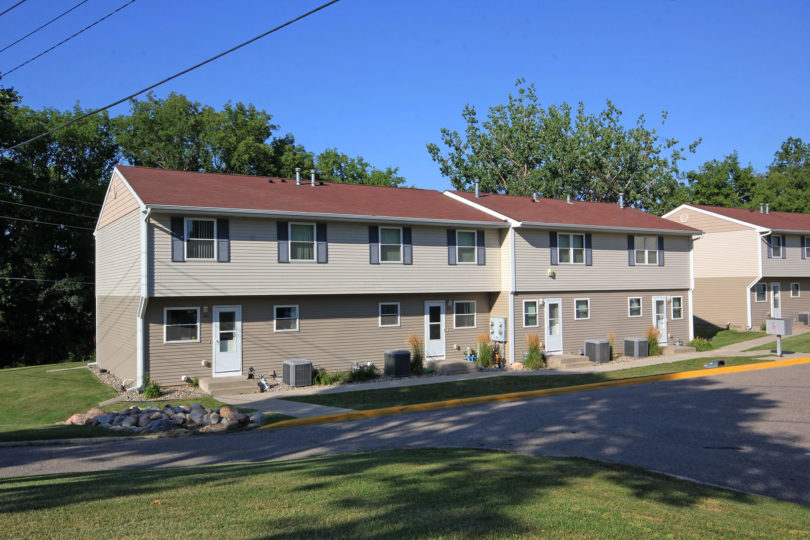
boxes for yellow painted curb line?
[262,357,810,431]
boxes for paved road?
[2,364,809,505]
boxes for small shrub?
[351,363,379,382]
[607,332,616,359]
[524,333,545,370]
[189,376,200,388]
[407,334,424,376]
[645,326,662,356]
[688,337,713,351]
[143,379,161,399]
[312,367,335,386]
[760,322,767,331]
[477,334,493,368]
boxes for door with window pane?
[213,306,242,376]
[544,299,563,354]
[424,301,445,360]
[652,297,668,346]
[770,283,782,318]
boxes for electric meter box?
[489,317,507,342]
[765,318,793,336]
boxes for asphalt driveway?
[2,363,809,505]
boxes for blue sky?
[1,0,808,191]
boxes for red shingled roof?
[691,204,810,232]
[115,166,503,224]
[450,191,698,233]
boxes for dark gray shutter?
[403,227,412,265]
[802,236,806,260]
[549,231,558,265]
[316,223,328,263]
[627,235,635,266]
[277,221,289,263]
[585,233,592,266]
[657,236,665,266]
[171,217,185,262]
[447,229,456,265]
[766,235,772,259]
[216,218,230,262]
[476,230,485,265]
[369,226,379,264]
[781,235,787,259]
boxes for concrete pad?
[219,394,354,418]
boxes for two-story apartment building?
[96,166,507,387]
[663,204,810,329]
[447,192,699,364]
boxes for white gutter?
[518,221,697,236]
[144,204,508,229]
[745,229,771,329]
[688,235,702,341]
[508,227,516,364]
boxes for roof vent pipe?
[295,167,301,186]
[760,202,764,214]
[474,180,480,198]
[766,203,770,214]
[619,193,625,208]
[532,193,538,203]
[310,169,316,187]
[567,194,573,205]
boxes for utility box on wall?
[765,318,793,336]
[489,317,507,342]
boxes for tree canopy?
[427,79,700,214]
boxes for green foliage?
[351,363,380,382]
[312,367,336,386]
[645,326,662,356]
[143,379,162,399]
[407,335,424,376]
[688,337,712,351]
[191,376,200,389]
[316,147,404,187]
[523,333,545,370]
[673,152,759,208]
[477,342,494,368]
[427,78,699,214]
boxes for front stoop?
[430,359,479,375]
[545,353,594,370]
[199,376,264,395]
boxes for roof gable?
[687,204,810,233]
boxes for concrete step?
[546,354,595,370]
[430,359,479,375]
[199,376,269,395]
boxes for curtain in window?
[290,225,315,260]
[187,220,215,259]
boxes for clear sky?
[1,0,808,191]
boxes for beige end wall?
[512,290,691,361]
[751,279,810,328]
[145,293,493,385]
[97,295,139,384]
[693,277,753,329]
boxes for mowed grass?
[749,331,810,353]
[283,356,766,410]
[694,328,766,349]
[2,448,807,539]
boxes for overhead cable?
[0,0,27,18]
[0,181,102,206]
[1,0,136,78]
[0,0,90,55]
[0,198,97,219]
[0,276,94,285]
[0,0,341,153]
[0,214,94,230]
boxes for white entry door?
[770,283,782,318]
[424,301,445,360]
[544,298,563,354]
[653,296,668,346]
[213,305,242,376]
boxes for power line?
[0,181,102,206]
[0,214,94,230]
[0,0,27,18]
[1,276,94,285]
[0,198,97,219]
[0,0,342,153]
[0,0,89,55]
[1,0,136,78]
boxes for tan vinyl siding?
[97,295,138,383]
[514,230,691,292]
[512,290,690,361]
[666,208,751,233]
[97,172,140,229]
[145,293,492,385]
[149,215,502,297]
[95,209,141,296]
[762,234,810,277]
[751,279,810,327]
[693,277,752,329]
[499,228,512,291]
[692,229,759,278]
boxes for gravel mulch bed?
[89,364,210,402]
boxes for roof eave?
[518,221,701,235]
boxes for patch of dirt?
[89,365,210,402]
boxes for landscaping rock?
[250,413,268,425]
[121,416,138,427]
[188,412,204,425]
[138,415,150,428]
[149,411,164,421]
[86,408,107,417]
[218,406,239,421]
[84,416,99,426]
[146,418,175,432]
[209,413,221,424]
[63,413,89,425]
[170,414,185,426]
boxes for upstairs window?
[290,223,315,261]
[634,236,658,265]
[754,283,767,302]
[380,227,403,263]
[771,235,783,258]
[559,233,585,264]
[456,231,477,264]
[805,237,810,259]
[186,219,215,260]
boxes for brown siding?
[512,290,691,361]
[97,172,140,230]
[97,295,139,383]
[145,293,493,385]
[693,277,752,329]
[666,208,751,233]
[750,278,810,328]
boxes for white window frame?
[184,218,216,261]
[289,222,316,262]
[754,283,767,303]
[805,237,810,259]
[379,302,401,327]
[558,233,585,265]
[771,235,783,258]
[523,299,539,328]
[456,230,477,264]
[634,235,659,265]
[628,297,643,318]
[379,227,403,264]
[671,296,684,320]
[453,300,477,329]
[274,304,299,332]
[164,307,201,344]
[791,282,800,298]
[574,298,590,320]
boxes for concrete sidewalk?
[216,328,808,418]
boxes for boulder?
[179,405,191,413]
[113,415,125,425]
[149,412,164,421]
[84,416,99,426]
[86,408,107,417]
[137,415,150,428]
[190,403,206,413]
[250,413,269,425]
[209,413,221,425]
[170,414,185,426]
[218,406,239,421]
[188,412,205,426]
[63,413,88,425]
[121,416,138,427]
[129,406,142,415]
[146,418,175,432]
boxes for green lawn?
[283,356,765,411]
[1,448,807,538]
[748,331,810,353]
[693,328,766,350]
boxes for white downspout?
[131,207,152,391]
[508,227,517,364]
[745,230,769,329]
[688,234,700,341]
